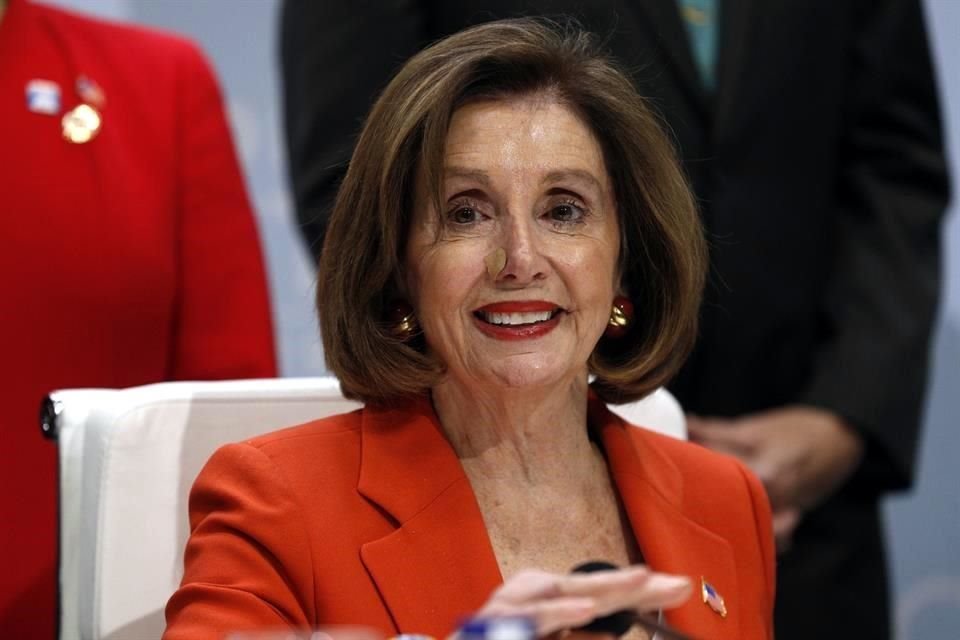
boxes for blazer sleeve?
[280,0,427,260]
[799,0,949,492]
[169,42,278,380]
[163,443,315,639]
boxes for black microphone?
[570,561,698,640]
[571,561,636,636]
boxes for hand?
[465,566,692,637]
[771,508,802,553]
[687,407,864,549]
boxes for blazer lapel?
[591,396,740,639]
[714,0,757,140]
[357,397,502,635]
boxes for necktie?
[678,0,719,89]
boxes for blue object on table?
[457,617,536,640]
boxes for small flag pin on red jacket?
[76,75,106,107]
[701,577,727,618]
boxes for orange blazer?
[164,394,775,640]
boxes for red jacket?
[0,1,277,636]
[165,394,775,640]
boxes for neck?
[432,374,599,486]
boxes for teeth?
[482,310,554,325]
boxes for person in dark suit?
[0,0,277,636]
[280,2,950,638]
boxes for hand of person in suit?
[687,407,864,551]
[468,566,692,636]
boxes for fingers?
[554,566,691,614]
[474,567,692,637]
[687,414,795,508]
[478,595,597,636]
[772,508,802,554]
[687,415,754,458]
[744,456,780,495]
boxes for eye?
[444,197,489,228]
[449,205,481,225]
[546,200,588,226]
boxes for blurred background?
[46,1,960,637]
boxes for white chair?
[42,377,685,640]
[612,387,686,441]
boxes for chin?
[484,354,582,391]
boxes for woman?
[165,19,773,640]
[0,0,276,635]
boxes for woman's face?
[405,97,621,391]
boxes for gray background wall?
[47,1,960,637]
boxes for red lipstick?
[473,300,563,341]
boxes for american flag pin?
[76,75,106,107]
[25,79,61,115]
[701,577,727,618]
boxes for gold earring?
[604,296,634,339]
[386,300,419,341]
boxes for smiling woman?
[319,18,706,405]
[165,18,775,640]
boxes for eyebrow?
[542,169,604,192]
[443,167,491,186]
[442,167,604,191]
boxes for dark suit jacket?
[0,0,277,636]
[164,394,775,639]
[280,2,948,637]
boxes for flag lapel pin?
[76,75,106,107]
[25,79,61,115]
[701,577,727,618]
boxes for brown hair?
[317,18,706,405]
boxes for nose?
[496,214,549,285]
